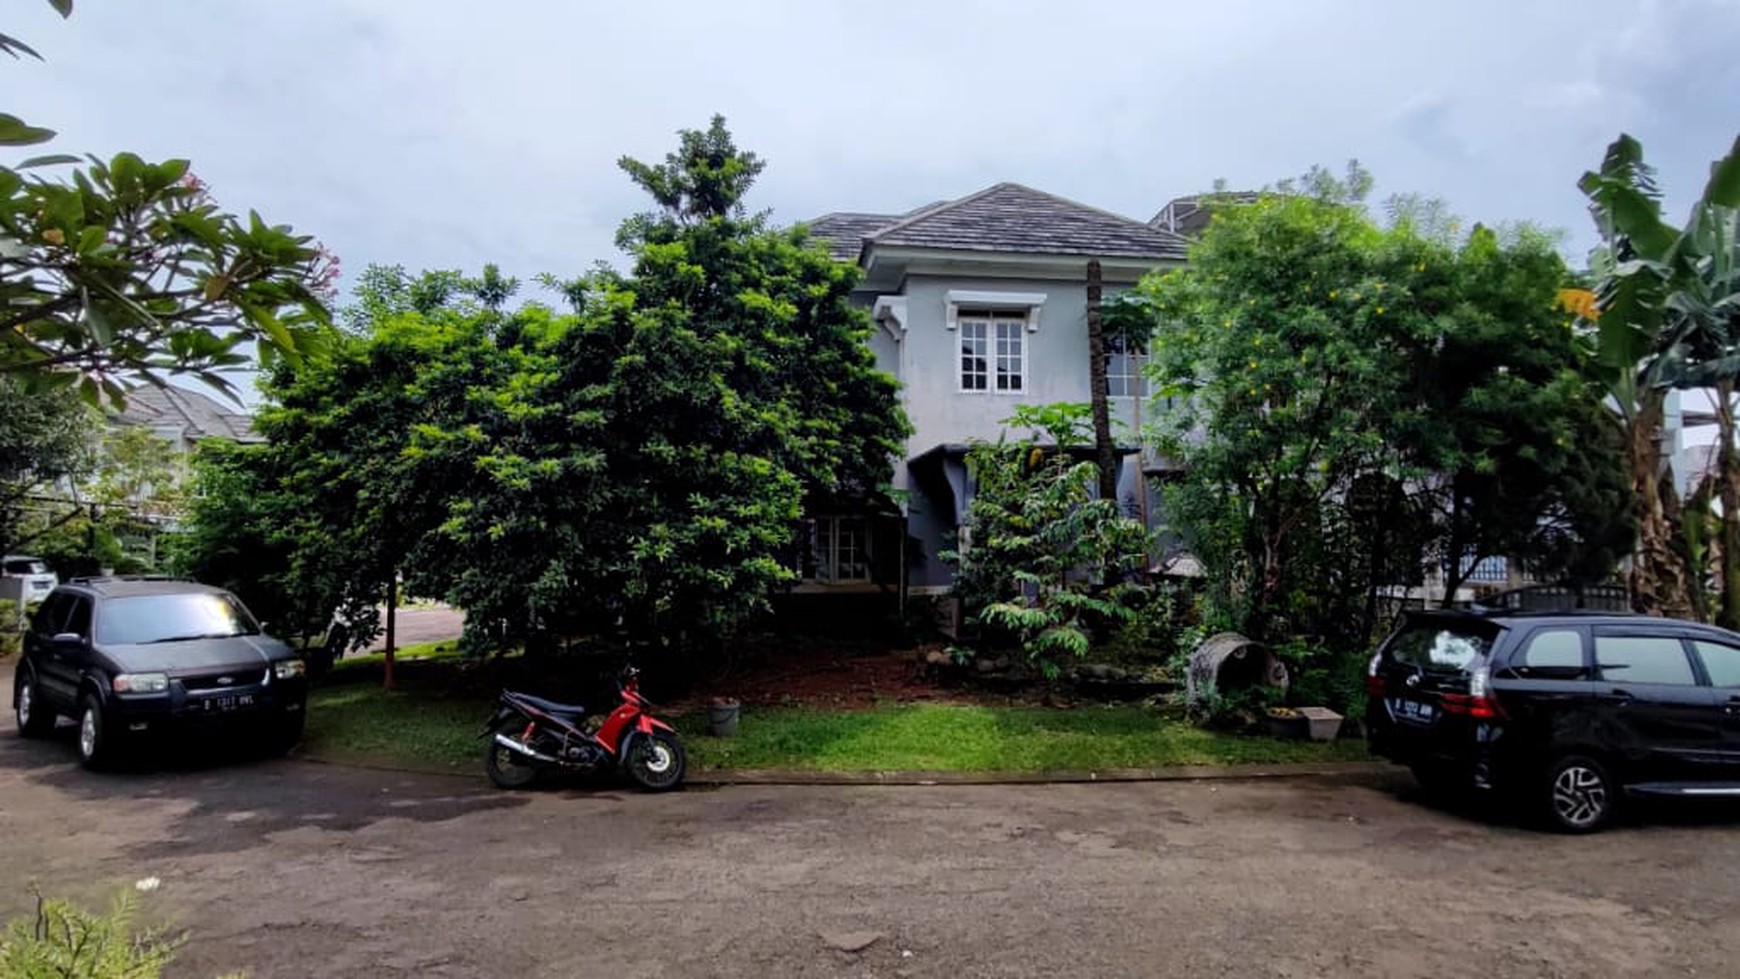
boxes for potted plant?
[1264,706,1307,740]
[707,697,741,737]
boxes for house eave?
[862,246,1179,291]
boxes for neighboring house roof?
[805,183,1188,265]
[805,212,900,261]
[115,385,262,444]
[1149,192,1263,236]
[868,183,1188,261]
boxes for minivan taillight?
[1365,651,1386,696]
[1440,666,1503,719]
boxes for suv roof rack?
[66,574,192,585]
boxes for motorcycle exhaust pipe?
[493,733,559,764]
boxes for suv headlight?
[113,673,169,694]
[273,658,306,680]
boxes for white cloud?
[6,0,1737,299]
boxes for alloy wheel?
[1552,763,1608,829]
[17,684,32,728]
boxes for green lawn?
[327,639,466,674]
[303,687,1367,774]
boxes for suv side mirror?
[50,632,84,646]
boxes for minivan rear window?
[1385,621,1497,675]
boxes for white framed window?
[1106,336,1142,398]
[795,516,871,583]
[959,311,1025,393]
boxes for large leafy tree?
[422,117,908,655]
[178,119,909,672]
[1143,191,1625,645]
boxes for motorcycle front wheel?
[624,730,686,792]
[485,724,541,790]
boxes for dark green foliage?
[172,119,908,666]
[947,418,1151,676]
[1143,191,1628,647]
[0,379,90,553]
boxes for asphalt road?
[363,605,464,652]
[2,681,1738,977]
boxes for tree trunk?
[1086,260,1118,502]
[1717,380,1740,629]
[1629,392,1693,618]
[382,574,397,692]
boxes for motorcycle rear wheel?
[624,730,686,792]
[485,726,541,790]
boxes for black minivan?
[11,576,307,768]
[1367,609,1740,832]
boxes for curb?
[291,750,1395,787]
[685,761,1395,787]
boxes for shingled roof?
[115,385,261,443]
[867,183,1187,261]
[805,212,899,261]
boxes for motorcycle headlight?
[113,672,169,694]
[273,658,306,680]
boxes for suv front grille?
[180,669,268,692]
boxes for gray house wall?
[861,271,1163,592]
[886,274,1144,480]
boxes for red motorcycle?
[480,666,685,792]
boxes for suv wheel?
[1541,753,1616,833]
[14,669,56,738]
[77,693,118,770]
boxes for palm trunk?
[1086,260,1118,502]
[1717,380,1740,629]
[1629,391,1692,618]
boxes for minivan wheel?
[15,669,56,738]
[1541,753,1616,834]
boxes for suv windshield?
[96,593,260,645]
[3,558,48,575]
[1385,620,1497,675]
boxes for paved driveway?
[2,684,1737,977]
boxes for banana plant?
[1578,132,1740,622]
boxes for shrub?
[0,883,186,979]
[1274,639,1370,717]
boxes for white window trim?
[1106,344,1143,400]
[944,290,1045,333]
[956,312,1028,395]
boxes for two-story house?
[801,183,1189,611]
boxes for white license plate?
[201,694,255,713]
[1389,698,1435,723]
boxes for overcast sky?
[10,0,1740,306]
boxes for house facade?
[802,183,1188,604]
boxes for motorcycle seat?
[509,692,586,719]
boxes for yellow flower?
[42,228,64,246]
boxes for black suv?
[1367,608,1740,832]
[11,577,308,768]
